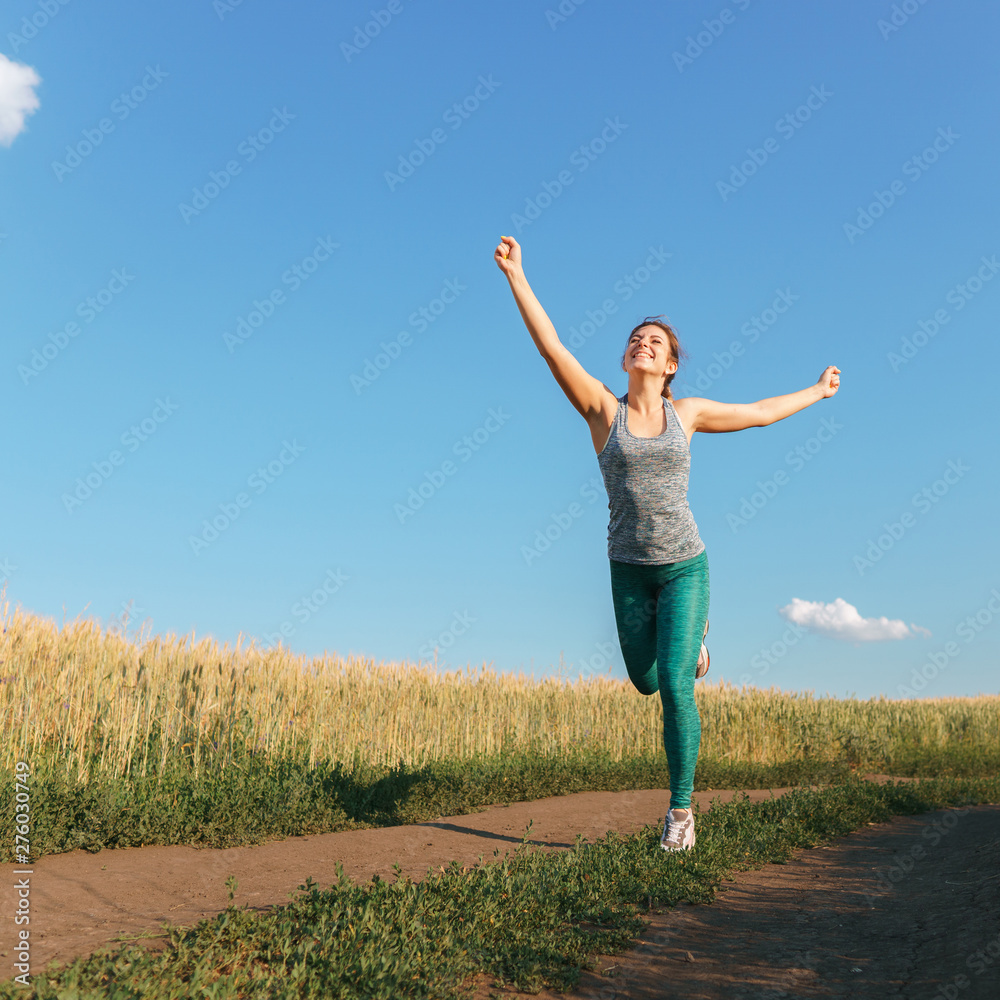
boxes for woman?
[495,235,840,852]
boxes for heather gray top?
[596,393,705,565]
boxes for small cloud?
[0,54,42,147]
[778,597,930,642]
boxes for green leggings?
[609,549,709,809]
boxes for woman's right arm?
[495,236,616,428]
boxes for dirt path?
[2,776,997,995]
[484,802,1000,1000]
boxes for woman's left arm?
[677,366,840,434]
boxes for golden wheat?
[1,599,996,783]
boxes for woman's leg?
[608,560,661,695]
[654,550,710,811]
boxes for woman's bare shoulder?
[669,395,702,442]
[671,395,701,416]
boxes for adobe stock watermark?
[563,247,672,352]
[678,287,798,394]
[672,0,753,72]
[735,621,809,686]
[716,85,833,202]
[107,598,149,642]
[260,568,350,651]
[887,254,998,372]
[213,0,249,20]
[521,475,605,566]
[6,0,75,54]
[895,587,1000,697]
[863,804,971,907]
[52,66,168,181]
[350,278,466,393]
[932,929,1000,1000]
[877,0,935,40]
[575,638,619,679]
[394,408,511,524]
[223,236,340,353]
[853,458,970,575]
[178,107,295,223]
[545,0,588,30]
[417,610,476,669]
[188,440,306,555]
[340,0,414,63]
[17,268,136,386]
[62,397,180,513]
[726,417,844,533]
[577,923,776,1000]
[842,126,960,244]
[510,117,628,234]
[385,75,500,191]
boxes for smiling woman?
[495,234,841,853]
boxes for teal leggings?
[609,549,709,809]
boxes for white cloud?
[0,54,42,148]
[778,597,930,642]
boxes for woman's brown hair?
[620,315,688,399]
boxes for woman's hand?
[494,235,522,277]
[817,365,841,398]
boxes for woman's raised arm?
[495,236,616,425]
[677,366,841,434]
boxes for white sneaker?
[660,808,696,852]
[695,618,710,679]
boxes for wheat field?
[2,598,997,783]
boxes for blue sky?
[2,0,997,700]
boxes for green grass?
[8,735,1000,860]
[7,775,997,999]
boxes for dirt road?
[477,802,1000,999]
[2,777,997,997]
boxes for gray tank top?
[597,393,705,565]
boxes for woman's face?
[623,325,676,378]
